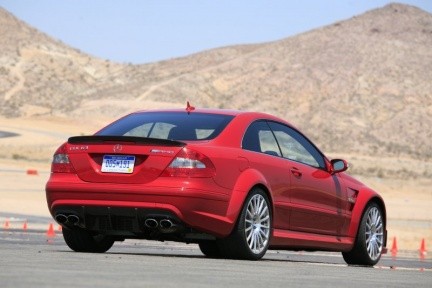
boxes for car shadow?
[55,248,349,266]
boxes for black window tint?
[97,112,234,141]
[242,121,281,156]
[268,122,325,168]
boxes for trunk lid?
[67,136,185,184]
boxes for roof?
[131,107,291,124]
[133,107,245,116]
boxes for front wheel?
[218,188,272,260]
[342,202,385,266]
[62,227,114,253]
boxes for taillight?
[162,148,216,178]
[51,143,75,173]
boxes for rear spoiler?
[68,136,185,147]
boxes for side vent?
[347,188,359,211]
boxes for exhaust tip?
[159,219,174,229]
[144,218,158,229]
[67,215,80,225]
[55,214,68,224]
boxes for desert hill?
[0,3,431,166]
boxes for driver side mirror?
[331,159,348,174]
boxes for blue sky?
[1,0,431,64]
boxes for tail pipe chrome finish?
[67,215,80,225]
[55,214,68,224]
[159,219,178,233]
[159,219,174,229]
[144,218,159,229]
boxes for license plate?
[101,155,135,174]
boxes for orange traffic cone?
[26,169,38,175]
[419,238,427,260]
[390,237,398,258]
[4,219,10,230]
[23,221,28,231]
[46,223,56,238]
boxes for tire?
[198,241,221,258]
[62,227,114,253]
[342,202,385,266]
[218,188,272,260]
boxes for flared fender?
[347,188,387,240]
[224,168,270,227]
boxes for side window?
[242,121,281,157]
[268,122,325,168]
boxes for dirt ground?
[0,116,431,252]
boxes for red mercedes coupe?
[46,105,387,265]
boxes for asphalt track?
[0,228,430,288]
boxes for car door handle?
[290,168,302,178]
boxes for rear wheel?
[218,188,271,260]
[62,227,114,253]
[198,241,221,258]
[342,202,384,266]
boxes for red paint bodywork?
[46,109,387,252]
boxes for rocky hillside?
[0,3,431,160]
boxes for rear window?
[97,112,234,141]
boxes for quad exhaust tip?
[55,214,80,225]
[144,218,159,228]
[159,219,178,233]
[55,214,68,224]
[56,214,180,231]
[67,215,79,225]
[144,218,178,233]
[159,219,174,229]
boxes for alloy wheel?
[244,194,271,254]
[365,206,384,261]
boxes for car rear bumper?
[46,174,234,238]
